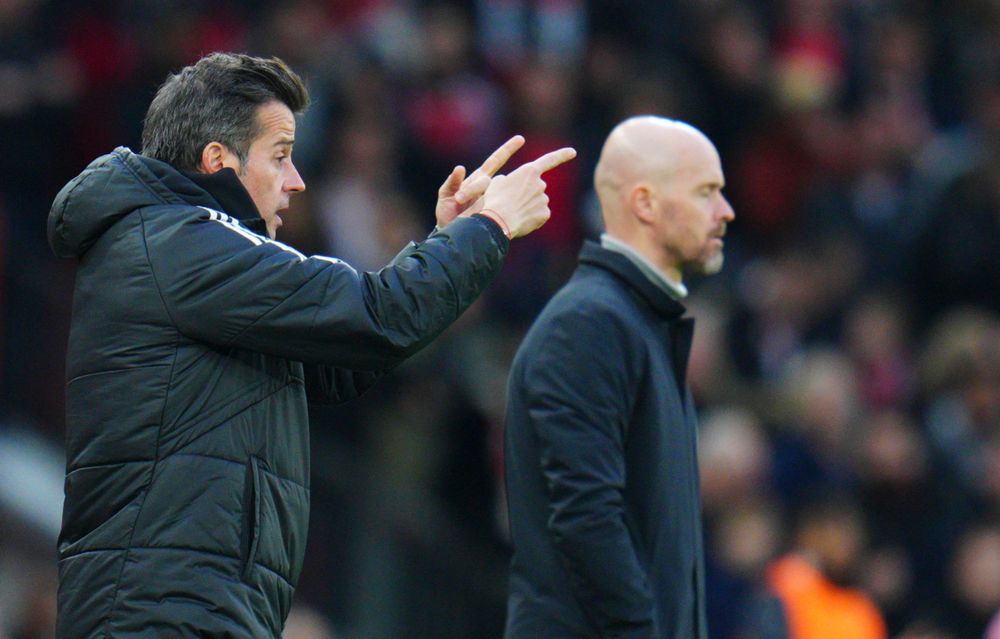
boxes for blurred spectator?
[843,293,914,411]
[706,498,787,639]
[919,309,1000,504]
[910,157,1000,326]
[700,407,774,519]
[772,0,848,111]
[762,496,887,639]
[486,58,583,323]
[770,349,863,508]
[686,295,756,409]
[475,0,587,72]
[855,409,945,631]
[690,3,771,157]
[941,524,1000,639]
[399,4,507,206]
[726,0,856,250]
[314,114,424,268]
[859,546,914,635]
[907,60,1000,328]
[728,237,862,384]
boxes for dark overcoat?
[47,147,508,637]
[504,241,707,639]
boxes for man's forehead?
[670,147,724,186]
[255,102,297,140]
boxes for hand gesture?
[475,146,576,238]
[435,135,526,228]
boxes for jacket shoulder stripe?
[309,255,344,265]
[199,206,344,265]
[201,206,265,247]
[268,238,307,261]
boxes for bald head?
[592,116,734,282]
[594,117,718,230]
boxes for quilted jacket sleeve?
[142,206,507,371]
[301,240,444,403]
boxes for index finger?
[476,135,526,177]
[529,147,577,174]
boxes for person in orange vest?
[765,497,888,639]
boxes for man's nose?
[285,162,306,193]
[718,195,735,222]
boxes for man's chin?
[698,252,725,275]
[267,215,283,239]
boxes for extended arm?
[146,138,575,375]
[298,238,438,403]
[145,210,504,371]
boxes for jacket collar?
[181,168,268,235]
[578,240,687,319]
[600,233,688,300]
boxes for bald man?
[503,117,734,639]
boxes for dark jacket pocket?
[240,456,265,582]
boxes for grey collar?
[600,233,688,300]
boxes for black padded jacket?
[48,147,508,637]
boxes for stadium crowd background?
[1,0,999,637]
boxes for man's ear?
[198,142,239,174]
[629,184,657,225]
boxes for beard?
[699,249,725,275]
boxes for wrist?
[476,208,512,240]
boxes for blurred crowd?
[1,0,999,638]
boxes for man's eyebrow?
[273,137,295,147]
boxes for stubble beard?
[700,250,725,275]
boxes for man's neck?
[600,233,688,299]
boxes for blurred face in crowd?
[799,507,867,585]
[218,101,306,239]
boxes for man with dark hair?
[503,116,733,638]
[141,54,311,173]
[48,52,574,637]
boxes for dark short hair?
[141,52,309,172]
